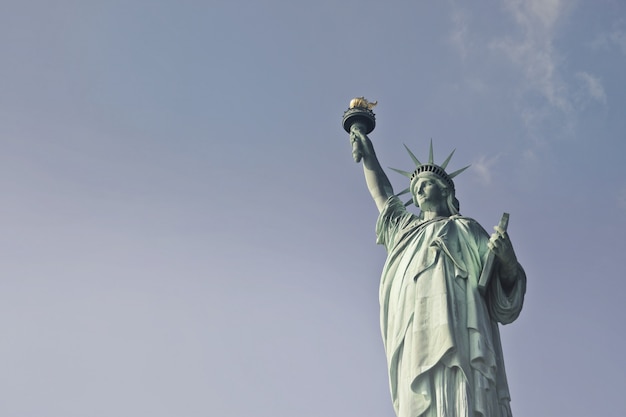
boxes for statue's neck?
[421,207,451,221]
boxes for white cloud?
[589,23,626,56]
[472,154,501,185]
[609,29,626,55]
[447,1,606,143]
[449,8,471,60]
[575,71,607,105]
[491,0,572,113]
[524,0,563,28]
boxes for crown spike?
[440,149,456,170]
[403,144,422,167]
[389,167,413,178]
[395,187,411,197]
[402,141,469,191]
[404,199,414,207]
[428,139,435,164]
[448,165,471,179]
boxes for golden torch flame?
[349,97,377,110]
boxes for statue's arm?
[350,123,394,212]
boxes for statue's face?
[413,177,446,210]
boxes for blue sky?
[1,1,625,416]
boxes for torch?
[342,97,377,162]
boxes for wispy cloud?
[446,0,610,154]
[588,22,626,56]
[575,71,607,105]
[472,154,501,185]
[491,0,572,113]
[484,0,610,139]
[449,8,471,60]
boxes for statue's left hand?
[488,226,518,269]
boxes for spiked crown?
[390,140,470,206]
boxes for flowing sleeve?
[487,263,527,325]
[375,196,415,252]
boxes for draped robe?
[376,196,526,417]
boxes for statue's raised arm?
[343,98,394,212]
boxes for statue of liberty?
[343,99,526,417]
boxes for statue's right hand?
[350,133,363,162]
[349,124,367,163]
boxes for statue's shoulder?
[448,215,489,236]
[449,215,478,224]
